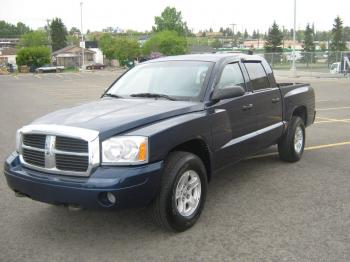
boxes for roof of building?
[53,45,95,56]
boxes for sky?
[1,0,349,34]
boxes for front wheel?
[150,151,207,232]
[278,116,305,162]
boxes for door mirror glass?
[212,85,245,101]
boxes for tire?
[150,151,207,232]
[278,116,305,162]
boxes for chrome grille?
[19,127,100,177]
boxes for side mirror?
[211,85,245,102]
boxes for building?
[52,45,95,67]
[0,38,19,49]
[0,47,17,65]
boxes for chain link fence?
[257,51,350,78]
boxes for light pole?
[80,2,85,70]
[291,0,297,72]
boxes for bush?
[16,47,51,67]
[142,31,187,56]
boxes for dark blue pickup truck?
[4,54,315,232]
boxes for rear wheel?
[278,116,305,162]
[150,151,207,232]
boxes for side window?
[218,63,245,89]
[244,62,270,91]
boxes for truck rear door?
[243,61,283,149]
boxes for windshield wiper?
[130,93,176,101]
[103,93,123,99]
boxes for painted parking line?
[34,75,42,79]
[315,117,350,124]
[247,141,350,160]
[317,106,350,111]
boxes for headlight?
[16,129,22,153]
[102,136,148,165]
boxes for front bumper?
[4,152,163,209]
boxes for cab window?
[218,63,246,90]
[244,62,270,91]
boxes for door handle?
[242,104,253,111]
[272,97,280,103]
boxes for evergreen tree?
[303,23,316,66]
[50,18,67,51]
[330,16,347,51]
[304,24,315,52]
[244,29,248,39]
[264,21,283,52]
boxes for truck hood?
[32,98,204,139]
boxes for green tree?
[264,22,283,65]
[99,34,140,65]
[69,27,81,35]
[99,33,118,60]
[114,38,140,65]
[16,46,51,67]
[264,21,283,53]
[143,31,187,56]
[19,31,49,47]
[344,27,350,42]
[330,16,347,51]
[0,20,30,37]
[303,24,316,67]
[153,7,189,36]
[50,18,67,51]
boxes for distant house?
[52,45,95,67]
[0,38,19,49]
[0,47,17,65]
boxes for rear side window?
[244,62,270,91]
[218,63,245,89]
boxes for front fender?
[125,111,212,163]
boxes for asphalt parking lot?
[0,71,350,262]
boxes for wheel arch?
[169,138,212,183]
[292,105,307,125]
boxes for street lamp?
[80,2,85,70]
[291,0,297,72]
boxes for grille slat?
[22,148,45,167]
[56,154,89,172]
[55,136,88,153]
[23,134,46,149]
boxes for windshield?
[106,61,213,101]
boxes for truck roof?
[146,53,264,63]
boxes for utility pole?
[230,23,236,48]
[291,0,297,73]
[80,2,85,71]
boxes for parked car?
[4,54,315,232]
[35,65,65,73]
[86,63,105,70]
